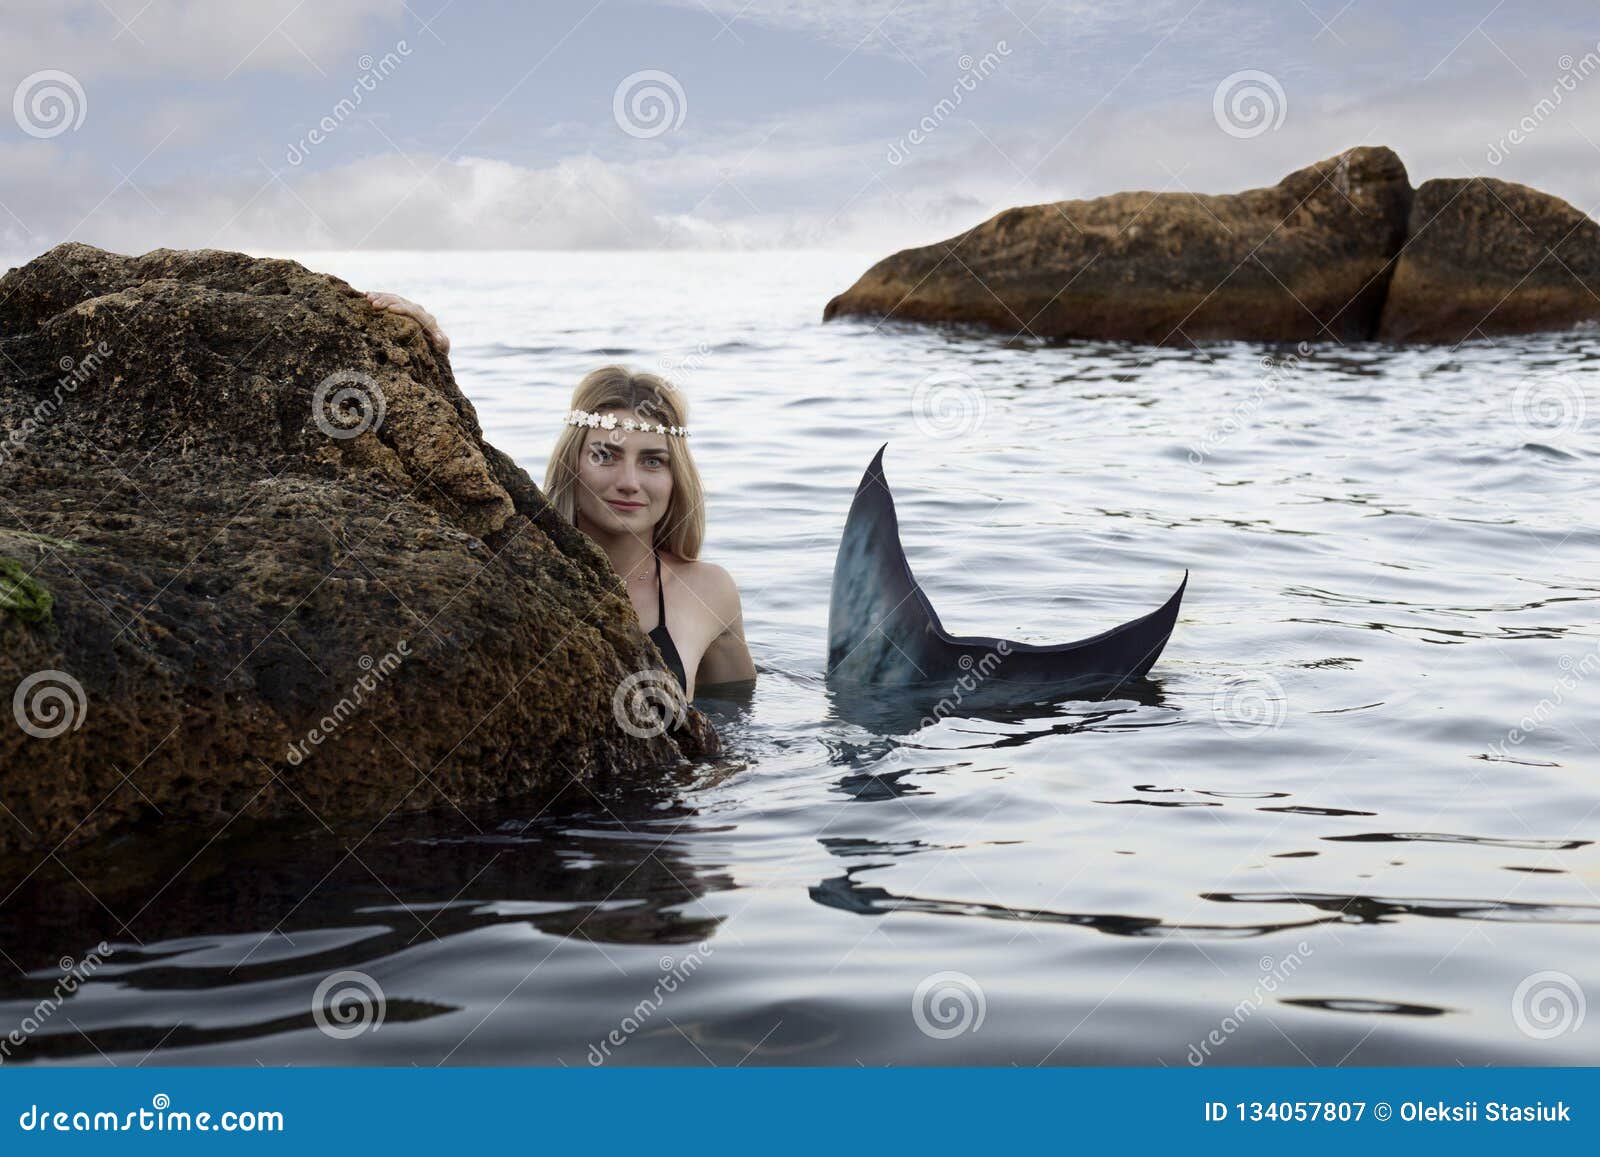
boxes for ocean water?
[3,249,1598,1066]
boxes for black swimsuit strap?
[655,550,666,626]
[647,549,686,693]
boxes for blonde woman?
[365,292,756,700]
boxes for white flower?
[564,409,687,437]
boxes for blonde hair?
[543,365,705,560]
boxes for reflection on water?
[1,251,1596,1066]
[810,865,1339,938]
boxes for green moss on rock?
[0,557,53,626]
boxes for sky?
[2,0,1598,257]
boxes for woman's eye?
[644,455,664,468]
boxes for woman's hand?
[363,290,450,355]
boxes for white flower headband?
[566,408,689,438]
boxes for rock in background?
[0,243,717,863]
[825,146,1600,345]
[1378,175,1600,341]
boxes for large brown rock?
[0,243,717,863]
[1378,176,1600,341]
[827,146,1600,344]
[824,147,1415,344]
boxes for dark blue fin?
[827,444,1186,693]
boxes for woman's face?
[572,409,675,538]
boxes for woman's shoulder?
[663,553,741,606]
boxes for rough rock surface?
[0,242,717,863]
[825,147,1600,344]
[1377,176,1600,341]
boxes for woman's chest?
[629,583,717,684]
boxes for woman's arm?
[696,567,757,688]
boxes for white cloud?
[0,134,1010,258]
[3,2,1598,260]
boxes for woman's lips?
[605,499,645,511]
